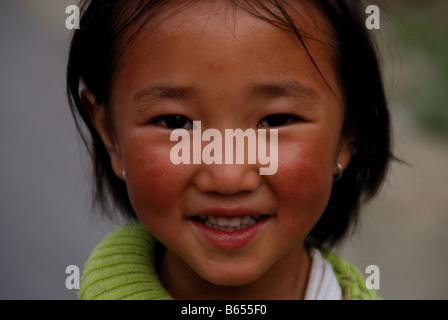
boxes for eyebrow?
[133,84,198,103]
[247,81,317,101]
[132,80,317,109]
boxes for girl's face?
[93,2,353,298]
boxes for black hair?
[67,0,393,249]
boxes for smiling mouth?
[192,215,267,232]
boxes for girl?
[67,0,392,300]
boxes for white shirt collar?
[304,248,342,300]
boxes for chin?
[198,263,265,287]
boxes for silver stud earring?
[123,170,126,181]
[334,162,343,181]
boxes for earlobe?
[335,136,356,174]
[333,162,343,181]
[80,90,125,180]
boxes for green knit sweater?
[78,222,380,300]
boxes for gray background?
[1,0,447,299]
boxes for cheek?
[271,141,334,227]
[123,144,187,214]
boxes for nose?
[193,163,261,195]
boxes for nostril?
[192,164,262,195]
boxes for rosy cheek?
[125,145,184,212]
[266,144,333,242]
[274,144,333,210]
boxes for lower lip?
[190,217,269,251]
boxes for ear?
[81,90,125,180]
[334,134,356,175]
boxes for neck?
[159,244,311,300]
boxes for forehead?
[111,0,341,104]
[121,0,335,57]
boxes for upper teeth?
[200,215,262,231]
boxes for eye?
[149,115,193,129]
[258,114,300,128]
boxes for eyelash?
[149,115,193,129]
[257,114,300,128]
[149,114,300,129]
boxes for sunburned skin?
[87,1,354,300]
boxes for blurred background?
[1,0,447,299]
